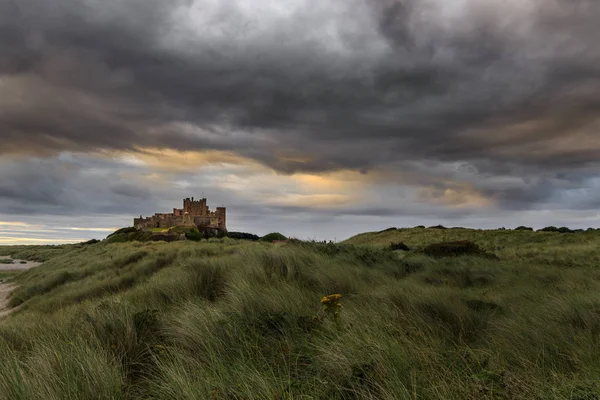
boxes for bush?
[390,242,410,251]
[558,227,574,234]
[185,231,203,241]
[428,225,447,229]
[82,239,101,245]
[378,227,397,233]
[515,226,534,231]
[261,232,288,242]
[538,226,559,233]
[106,227,138,238]
[227,232,260,241]
[423,241,489,258]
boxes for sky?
[1,0,600,244]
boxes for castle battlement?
[134,197,226,233]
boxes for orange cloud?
[102,148,264,173]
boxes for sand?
[0,255,40,318]
[0,255,41,270]
[0,283,17,318]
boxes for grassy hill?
[1,230,600,399]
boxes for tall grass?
[1,230,600,398]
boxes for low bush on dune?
[106,227,138,237]
[515,226,534,231]
[260,232,288,242]
[423,240,493,258]
[390,241,410,251]
[226,231,260,241]
[428,224,448,229]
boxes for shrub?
[428,225,447,229]
[184,231,203,241]
[227,232,260,241]
[390,242,410,251]
[538,226,559,233]
[106,227,138,238]
[515,226,534,231]
[557,227,574,234]
[261,232,288,242]
[378,227,397,233]
[423,240,487,258]
[149,234,182,242]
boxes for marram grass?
[1,228,600,399]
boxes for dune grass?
[0,271,21,280]
[1,229,600,399]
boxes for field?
[1,228,600,399]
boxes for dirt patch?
[0,256,41,270]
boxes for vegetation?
[423,240,492,258]
[390,242,410,251]
[0,270,21,280]
[0,228,600,398]
[261,232,288,242]
[227,231,260,241]
[515,226,533,231]
[0,259,14,265]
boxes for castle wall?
[134,198,227,233]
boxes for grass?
[0,259,14,264]
[0,228,600,398]
[0,271,21,280]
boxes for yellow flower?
[321,293,342,304]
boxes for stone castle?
[134,197,226,234]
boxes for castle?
[134,197,226,234]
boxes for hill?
[0,230,600,398]
[344,226,600,267]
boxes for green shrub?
[538,226,559,232]
[515,226,534,231]
[423,240,489,258]
[226,231,260,241]
[106,227,138,238]
[390,242,410,251]
[260,232,288,242]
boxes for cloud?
[0,0,598,175]
[0,0,599,243]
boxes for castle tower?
[216,207,227,231]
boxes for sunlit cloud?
[120,148,263,173]
[417,183,494,209]
[0,236,86,245]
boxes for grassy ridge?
[344,227,600,267]
[1,231,600,398]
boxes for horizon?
[1,0,600,245]
[2,216,600,246]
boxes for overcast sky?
[1,0,600,244]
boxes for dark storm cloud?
[1,0,598,165]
